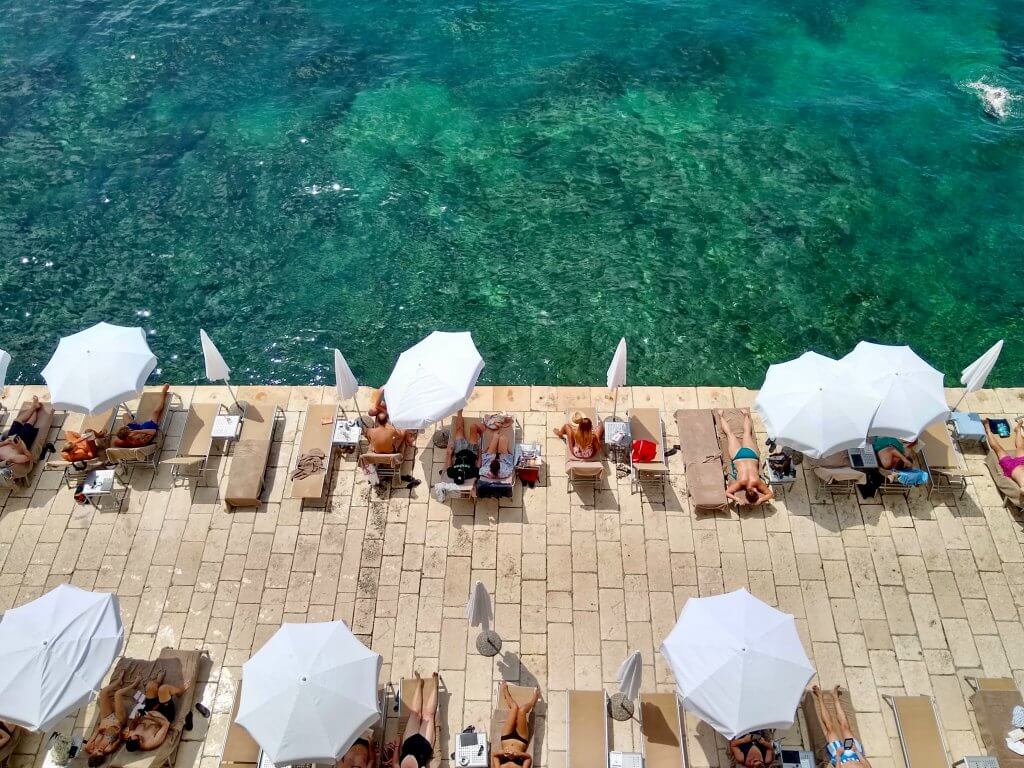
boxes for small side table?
[81,469,127,512]
[211,413,242,448]
[949,411,987,446]
[515,443,542,485]
[604,420,630,463]
[764,460,797,496]
[332,418,363,455]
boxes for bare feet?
[529,687,541,706]
[811,684,822,699]
[161,384,170,394]
[832,685,843,700]
[30,395,41,413]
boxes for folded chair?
[290,403,337,503]
[224,403,282,510]
[676,409,727,513]
[164,403,226,483]
[221,685,261,768]
[629,409,668,495]
[640,693,687,768]
[967,677,1024,767]
[563,408,605,492]
[106,389,177,472]
[801,689,860,768]
[489,685,538,765]
[566,690,609,768]
[883,695,951,768]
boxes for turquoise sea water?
[0,0,1022,387]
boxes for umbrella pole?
[611,387,619,422]
[225,381,241,411]
[952,391,968,412]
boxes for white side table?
[81,469,126,512]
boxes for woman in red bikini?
[985,419,1024,492]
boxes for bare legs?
[717,411,743,458]
[499,682,538,742]
[403,672,439,745]
[811,685,839,744]
[985,421,1009,459]
[484,430,510,457]
[152,384,171,425]
[446,411,480,465]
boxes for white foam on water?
[962,78,1019,120]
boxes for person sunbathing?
[492,682,539,768]
[718,411,773,506]
[3,395,44,448]
[444,410,481,485]
[364,411,414,454]
[394,672,438,768]
[985,419,1024,491]
[728,731,774,768]
[122,709,172,753]
[61,429,105,463]
[0,433,35,486]
[84,672,141,766]
[871,437,915,470]
[811,685,871,767]
[339,737,375,768]
[553,412,603,460]
[480,420,514,482]
[112,385,170,448]
[0,722,16,750]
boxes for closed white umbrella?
[606,338,627,421]
[660,588,814,739]
[956,340,1003,409]
[237,621,381,766]
[617,650,643,701]
[42,323,156,415]
[334,349,359,403]
[0,584,123,732]
[384,332,484,430]
[0,350,10,392]
[199,330,240,409]
[842,342,948,439]
[754,351,879,458]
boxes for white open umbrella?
[237,621,381,766]
[956,340,1003,409]
[0,584,123,732]
[42,322,156,415]
[384,331,484,430]
[660,588,814,739]
[607,338,627,420]
[754,351,879,458]
[842,342,948,439]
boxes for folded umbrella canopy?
[0,349,10,392]
[754,351,879,458]
[841,342,948,440]
[383,331,484,430]
[0,584,123,732]
[237,621,381,766]
[42,322,157,415]
[660,588,814,740]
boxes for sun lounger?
[629,409,668,495]
[639,693,686,768]
[224,403,281,510]
[566,690,609,768]
[106,389,176,472]
[82,647,206,768]
[563,408,605,491]
[1,399,54,488]
[396,677,440,767]
[290,403,337,503]
[800,689,860,767]
[489,684,538,763]
[918,421,969,500]
[164,402,225,482]
[221,685,261,768]
[967,677,1024,767]
[52,407,117,485]
[714,408,774,508]
[0,722,25,768]
[476,416,519,500]
[675,409,726,512]
[883,695,950,768]
[985,448,1024,512]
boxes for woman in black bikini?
[728,731,774,768]
[491,682,539,768]
[395,672,438,768]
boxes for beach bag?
[768,452,793,477]
[631,439,657,464]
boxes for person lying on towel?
[985,418,1024,491]
[339,736,376,768]
[492,682,539,768]
[84,671,141,766]
[480,423,515,482]
[728,731,774,768]
[61,430,104,462]
[112,384,170,448]
[444,410,481,484]
[718,410,774,506]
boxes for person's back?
[365,413,406,454]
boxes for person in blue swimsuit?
[718,410,774,506]
[811,685,870,766]
[112,384,170,448]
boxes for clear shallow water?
[0,0,1022,387]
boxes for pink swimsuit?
[999,454,1024,478]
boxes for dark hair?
[116,426,130,439]
[375,412,389,426]
[88,754,107,767]
[124,738,141,753]
[490,458,501,476]
[744,487,759,505]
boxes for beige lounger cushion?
[889,696,949,768]
[177,403,221,459]
[490,685,537,760]
[398,677,440,765]
[676,409,727,512]
[567,690,606,768]
[630,409,667,474]
[221,685,260,768]
[801,690,859,765]
[225,405,278,509]
[812,467,866,484]
[986,450,1024,510]
[564,409,605,480]
[639,693,684,768]
[970,681,1024,768]
[290,404,336,500]
[84,647,204,768]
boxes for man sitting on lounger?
[811,685,870,766]
[84,671,141,766]
[492,682,539,768]
[985,418,1024,491]
[364,411,414,454]
[718,411,773,506]
[728,731,774,768]
[112,384,170,448]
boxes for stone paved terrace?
[3,383,1024,768]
